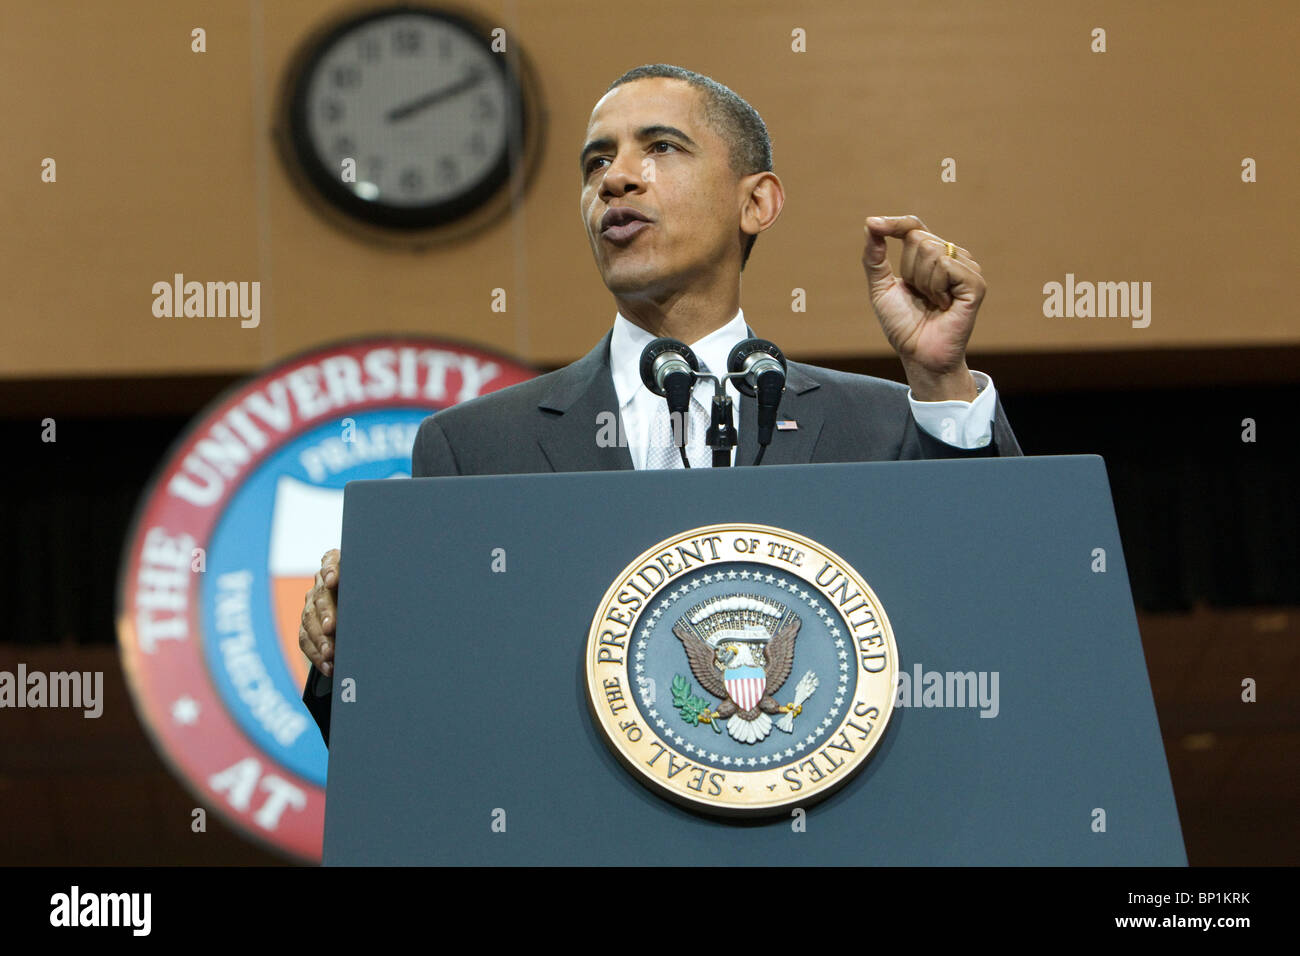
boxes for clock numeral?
[438,34,452,58]
[475,94,496,122]
[393,28,421,54]
[366,156,384,176]
[321,98,344,124]
[357,36,381,62]
[437,156,459,186]
[333,136,356,158]
[399,168,424,194]
[331,65,361,89]
[467,131,486,158]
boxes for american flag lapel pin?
[776,420,798,431]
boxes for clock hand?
[385,67,486,123]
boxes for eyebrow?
[580,124,698,172]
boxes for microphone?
[727,338,787,451]
[640,338,701,462]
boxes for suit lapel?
[736,360,824,466]
[535,330,634,472]
[735,323,824,465]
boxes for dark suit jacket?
[302,327,1022,743]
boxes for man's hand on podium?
[300,549,340,678]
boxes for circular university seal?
[585,524,898,816]
[116,336,534,861]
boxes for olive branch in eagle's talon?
[671,674,723,733]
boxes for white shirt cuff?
[907,370,996,449]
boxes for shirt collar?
[610,308,748,408]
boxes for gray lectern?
[322,456,1185,865]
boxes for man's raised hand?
[862,215,983,401]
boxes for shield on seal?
[725,665,766,712]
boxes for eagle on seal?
[671,594,815,744]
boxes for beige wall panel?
[1,1,1294,378]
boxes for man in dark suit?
[299,64,1022,744]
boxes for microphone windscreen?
[727,338,787,397]
[640,337,700,396]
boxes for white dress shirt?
[609,308,998,469]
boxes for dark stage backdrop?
[3,380,1296,650]
[0,374,1296,865]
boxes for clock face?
[283,6,530,232]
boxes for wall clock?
[276,4,545,245]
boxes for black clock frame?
[276,3,540,238]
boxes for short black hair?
[605,64,773,271]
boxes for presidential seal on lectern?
[585,524,898,816]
